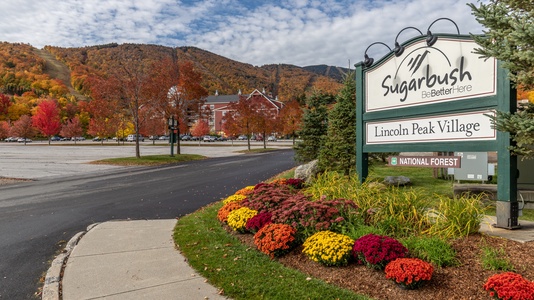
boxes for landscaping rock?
[294,160,318,183]
[383,175,411,186]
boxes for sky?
[0,0,488,68]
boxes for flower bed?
[385,258,434,289]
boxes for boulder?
[294,160,318,183]
[383,175,411,186]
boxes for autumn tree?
[277,99,303,145]
[32,99,62,144]
[191,119,210,145]
[0,121,10,139]
[146,58,208,154]
[141,107,166,145]
[223,95,261,150]
[0,93,12,121]
[11,115,36,144]
[60,116,84,143]
[470,1,534,158]
[85,80,121,145]
[252,100,278,149]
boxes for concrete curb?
[41,223,100,300]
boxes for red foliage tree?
[191,119,210,144]
[222,95,262,150]
[32,99,61,144]
[11,115,36,144]
[0,120,10,139]
[0,93,12,120]
[277,99,303,145]
[60,116,84,143]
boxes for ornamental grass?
[245,212,273,233]
[222,194,247,205]
[227,207,258,233]
[483,272,534,300]
[352,233,408,270]
[217,202,241,223]
[253,223,298,258]
[302,230,354,267]
[385,258,434,290]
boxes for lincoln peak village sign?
[355,18,519,229]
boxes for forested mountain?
[40,43,344,102]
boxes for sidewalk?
[42,219,228,300]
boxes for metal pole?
[169,116,175,157]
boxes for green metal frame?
[356,34,519,229]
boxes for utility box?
[454,152,488,182]
[518,157,534,190]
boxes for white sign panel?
[365,38,496,112]
[366,110,496,144]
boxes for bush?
[302,231,354,266]
[352,234,408,270]
[385,258,434,289]
[483,272,534,300]
[401,236,459,268]
[270,195,359,239]
[241,184,297,213]
[217,202,241,223]
[481,246,515,271]
[227,207,258,233]
[245,212,273,233]
[253,223,298,258]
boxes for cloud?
[0,0,487,67]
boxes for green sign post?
[356,22,519,229]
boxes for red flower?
[385,258,434,289]
[483,272,534,300]
[352,234,407,270]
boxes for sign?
[389,155,461,168]
[366,110,496,144]
[365,38,496,112]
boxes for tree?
[146,58,208,155]
[222,95,261,151]
[11,115,36,144]
[86,96,120,145]
[318,73,356,175]
[0,93,12,121]
[294,92,335,163]
[32,99,61,144]
[60,116,84,143]
[469,1,534,158]
[278,99,303,145]
[0,121,10,139]
[191,119,210,145]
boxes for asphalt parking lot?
[0,140,293,180]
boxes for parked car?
[126,134,145,142]
[50,136,63,141]
[71,137,85,141]
[267,136,277,142]
[158,135,169,140]
[4,137,18,142]
[237,135,247,140]
[92,136,107,142]
[180,135,192,141]
[203,135,216,142]
[17,137,32,143]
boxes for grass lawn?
[91,154,206,166]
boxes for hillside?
[40,43,344,101]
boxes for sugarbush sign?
[355,30,518,229]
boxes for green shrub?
[401,236,459,268]
[481,246,515,271]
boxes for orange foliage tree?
[11,115,36,143]
[191,119,210,144]
[60,116,84,142]
[277,99,303,145]
[32,99,61,144]
[0,121,10,139]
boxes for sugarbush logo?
[381,47,472,102]
[365,39,496,112]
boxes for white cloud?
[0,0,487,67]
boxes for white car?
[267,136,277,142]
[127,134,145,142]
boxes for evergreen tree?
[294,92,334,163]
[318,72,356,175]
[469,1,534,158]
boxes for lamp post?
[168,116,178,157]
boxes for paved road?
[0,145,296,299]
